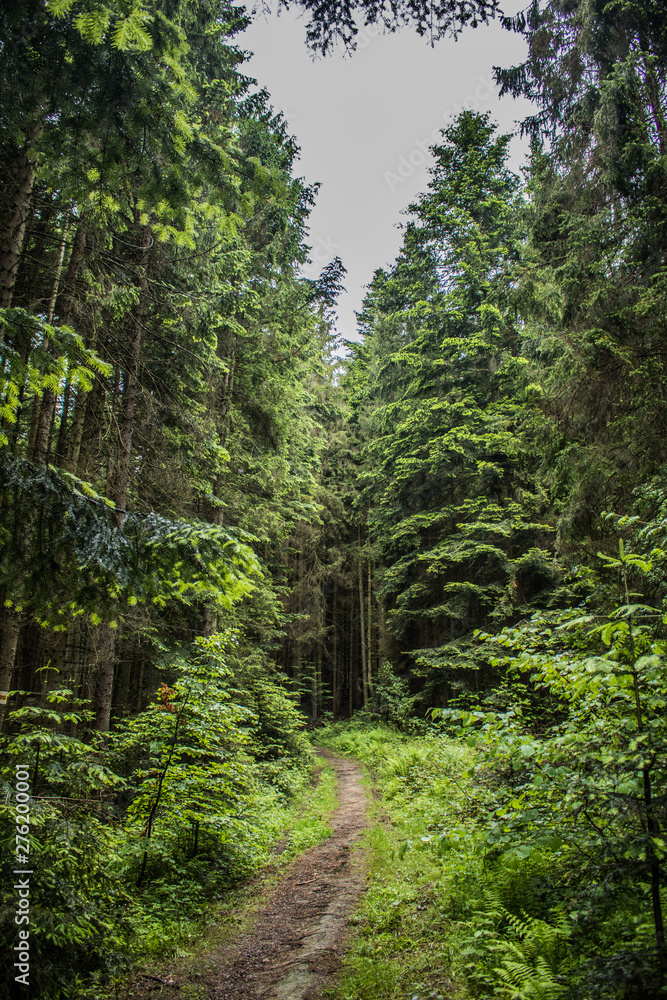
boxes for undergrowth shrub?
[322,703,667,1000]
[317,719,576,1000]
[0,632,314,998]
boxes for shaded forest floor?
[122,751,369,1000]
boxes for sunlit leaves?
[45,0,154,52]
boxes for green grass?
[275,755,337,860]
[315,720,574,1000]
[316,720,473,1000]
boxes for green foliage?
[0,308,111,446]
[373,661,416,728]
[112,634,256,887]
[318,721,576,1000]
[0,456,261,628]
[433,545,667,995]
[0,697,130,998]
[346,111,556,700]
[0,633,316,997]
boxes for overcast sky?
[240,6,533,342]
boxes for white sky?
[240,6,533,342]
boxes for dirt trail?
[208,751,368,1000]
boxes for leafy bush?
[0,631,314,998]
[435,542,667,997]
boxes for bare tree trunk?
[348,613,354,717]
[93,623,116,733]
[68,367,103,476]
[201,480,224,635]
[332,579,338,716]
[640,47,667,155]
[31,225,69,463]
[54,224,87,466]
[377,596,387,670]
[217,327,237,449]
[134,657,146,713]
[0,126,42,315]
[358,533,369,708]
[106,226,151,519]
[311,644,320,723]
[0,607,20,729]
[367,559,373,702]
[94,224,151,731]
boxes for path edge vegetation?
[108,753,338,998]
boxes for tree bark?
[0,127,42,315]
[31,225,70,464]
[367,558,373,701]
[94,223,151,731]
[358,554,368,708]
[0,608,21,730]
[68,368,103,476]
[357,525,370,709]
[106,225,152,521]
[311,643,320,723]
[332,578,339,716]
[93,623,117,733]
[640,47,667,156]
[54,224,87,466]
[348,613,354,717]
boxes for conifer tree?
[349,113,554,701]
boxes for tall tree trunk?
[621,565,667,977]
[94,224,151,731]
[348,613,355,717]
[311,643,320,723]
[358,537,369,707]
[93,623,117,733]
[106,226,151,518]
[69,367,103,476]
[217,327,237,448]
[0,126,42,315]
[640,48,667,156]
[332,579,338,716]
[54,224,87,466]
[377,597,387,672]
[0,607,20,730]
[31,224,70,463]
[201,479,224,635]
[367,559,373,702]
[134,657,146,713]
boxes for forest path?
[205,750,368,1000]
[127,752,369,1000]
[130,752,368,999]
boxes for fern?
[459,889,570,999]
[495,951,563,999]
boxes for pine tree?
[349,113,554,703]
